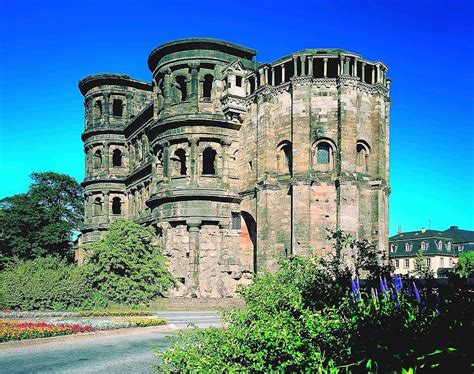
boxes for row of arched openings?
[93,149,123,168]
[172,147,217,176]
[93,196,122,215]
[173,74,214,102]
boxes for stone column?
[163,69,172,108]
[376,64,380,84]
[264,66,269,85]
[103,93,110,125]
[189,137,198,182]
[85,97,92,127]
[104,192,109,222]
[372,66,376,84]
[221,140,230,184]
[188,220,201,296]
[300,55,306,76]
[189,63,199,108]
[323,58,328,78]
[308,56,313,76]
[354,58,358,77]
[281,64,286,82]
[339,56,344,76]
[344,57,350,75]
[293,57,298,77]
[271,67,275,85]
[259,68,265,86]
[103,143,110,172]
[361,62,366,82]
[126,94,132,120]
[162,141,170,180]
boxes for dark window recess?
[232,212,241,230]
[112,149,122,167]
[113,99,123,117]
[203,74,213,99]
[202,148,217,175]
[112,197,121,214]
[178,277,186,284]
[236,76,242,87]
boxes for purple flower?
[351,279,358,295]
[383,277,389,292]
[379,276,386,293]
[394,274,403,292]
[413,282,421,302]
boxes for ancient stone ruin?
[78,38,391,297]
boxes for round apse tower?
[143,39,257,297]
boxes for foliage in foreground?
[0,257,102,311]
[155,235,473,373]
[85,220,175,304]
[0,172,83,269]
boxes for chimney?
[397,225,402,234]
[421,228,426,233]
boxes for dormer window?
[421,241,428,251]
[447,241,452,251]
[437,240,443,250]
[390,244,396,253]
[458,245,464,251]
[405,242,411,252]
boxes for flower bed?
[0,320,95,342]
[76,310,154,317]
[118,318,166,327]
[49,317,167,330]
[0,311,76,318]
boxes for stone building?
[389,226,474,277]
[78,38,391,297]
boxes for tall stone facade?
[78,38,391,297]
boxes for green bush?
[85,220,175,304]
[155,235,473,373]
[0,257,94,310]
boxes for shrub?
[85,220,175,304]
[0,257,94,310]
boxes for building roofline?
[78,73,152,96]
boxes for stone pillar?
[339,56,344,76]
[271,67,275,85]
[189,63,199,108]
[221,140,230,184]
[323,58,328,78]
[188,220,201,296]
[372,66,376,84]
[162,141,170,180]
[354,58,358,77]
[300,55,306,75]
[103,143,110,172]
[86,97,92,127]
[104,192,109,222]
[103,93,110,125]
[376,65,380,84]
[84,146,89,176]
[126,94,132,120]
[163,69,172,108]
[344,57,350,75]
[281,64,286,82]
[264,66,269,85]
[293,57,298,77]
[189,137,198,182]
[361,62,366,82]
[308,56,313,76]
[259,68,265,86]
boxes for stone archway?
[240,211,257,273]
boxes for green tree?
[412,251,434,278]
[0,172,82,268]
[452,251,474,278]
[85,220,175,304]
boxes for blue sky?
[0,0,473,235]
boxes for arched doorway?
[240,211,257,273]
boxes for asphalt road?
[0,311,220,374]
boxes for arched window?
[437,240,443,250]
[356,141,370,173]
[314,139,335,171]
[112,197,121,215]
[171,149,187,176]
[112,149,122,167]
[390,244,396,253]
[93,197,102,215]
[93,149,102,168]
[112,99,123,117]
[447,241,452,251]
[202,147,217,175]
[175,75,187,101]
[405,242,411,252]
[202,74,213,100]
[421,241,428,250]
[277,141,292,175]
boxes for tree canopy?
[0,172,82,268]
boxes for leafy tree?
[0,172,82,268]
[452,251,474,278]
[85,220,175,304]
[412,250,434,278]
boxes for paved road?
[0,311,220,374]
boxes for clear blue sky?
[0,0,473,235]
